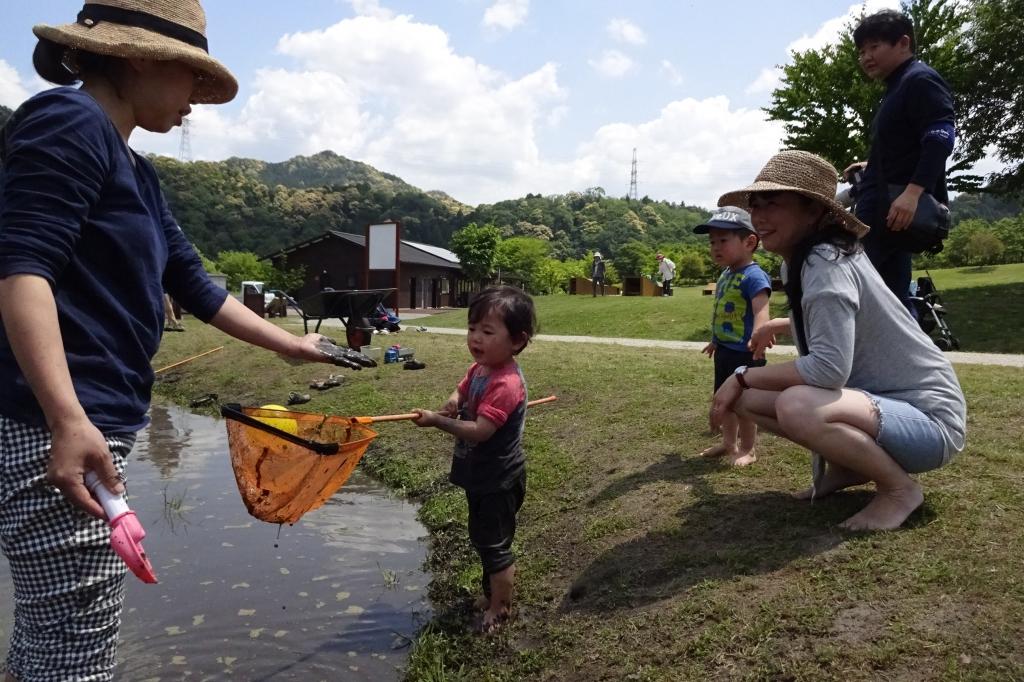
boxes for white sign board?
[368,223,398,270]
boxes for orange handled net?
[222,405,378,523]
[221,396,557,524]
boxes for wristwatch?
[734,365,750,389]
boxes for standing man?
[845,9,955,310]
[656,253,675,296]
[591,251,606,297]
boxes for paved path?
[413,326,1024,368]
[285,317,1024,368]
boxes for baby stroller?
[909,276,959,350]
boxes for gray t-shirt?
[785,244,966,463]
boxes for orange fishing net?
[221,404,378,523]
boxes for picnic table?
[285,288,395,350]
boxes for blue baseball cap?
[693,206,756,234]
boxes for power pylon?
[628,147,639,201]
[178,118,193,162]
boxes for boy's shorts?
[0,416,134,682]
[713,345,766,391]
[466,471,526,592]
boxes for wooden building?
[265,231,465,309]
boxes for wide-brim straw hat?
[717,150,870,239]
[33,0,238,104]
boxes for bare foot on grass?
[473,594,490,611]
[726,451,757,467]
[839,481,924,531]
[700,443,734,458]
[476,608,510,635]
[794,463,870,500]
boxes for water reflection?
[0,403,430,681]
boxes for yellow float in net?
[221,404,378,524]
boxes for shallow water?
[0,403,431,681]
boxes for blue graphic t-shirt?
[711,262,772,352]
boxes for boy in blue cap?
[695,207,772,466]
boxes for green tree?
[613,240,656,278]
[495,237,550,292]
[215,251,274,291]
[964,0,1024,192]
[964,230,1005,266]
[676,252,706,283]
[449,222,501,283]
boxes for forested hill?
[148,152,714,259]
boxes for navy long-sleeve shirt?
[857,58,955,226]
[0,87,227,434]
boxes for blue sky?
[1,0,921,209]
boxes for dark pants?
[466,472,526,597]
[857,200,914,314]
[592,277,604,296]
[713,345,766,391]
[662,279,673,296]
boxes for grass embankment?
[426,263,1024,354]
[154,320,1024,681]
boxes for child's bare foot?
[477,607,510,634]
[473,594,490,611]
[794,463,869,500]
[726,450,757,467]
[839,481,923,531]
[700,443,734,458]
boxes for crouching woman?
[709,150,966,531]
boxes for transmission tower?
[177,118,193,162]
[628,147,639,201]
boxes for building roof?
[263,231,461,270]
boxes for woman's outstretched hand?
[709,376,743,433]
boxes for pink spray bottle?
[85,471,158,584]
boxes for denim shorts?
[864,392,946,473]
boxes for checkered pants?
[0,416,134,682]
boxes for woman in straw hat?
[0,2,334,679]
[709,150,965,531]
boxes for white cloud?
[660,60,683,86]
[568,97,785,208]
[787,0,899,54]
[745,67,781,95]
[0,60,32,109]
[589,50,634,78]
[348,0,394,20]
[607,18,646,46]
[482,0,529,31]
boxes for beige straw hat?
[32,0,238,104]
[717,150,870,239]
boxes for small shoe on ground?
[188,393,218,408]
[287,392,311,405]
[309,379,327,390]
[403,360,426,370]
[416,326,428,332]
[323,374,344,387]
[164,325,186,332]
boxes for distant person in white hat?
[591,251,606,296]
[0,2,334,679]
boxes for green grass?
[427,263,1024,353]
[153,321,1024,681]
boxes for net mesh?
[224,406,378,523]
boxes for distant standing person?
[591,251,606,297]
[656,253,675,296]
[844,9,955,310]
[318,268,332,290]
[694,207,771,467]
